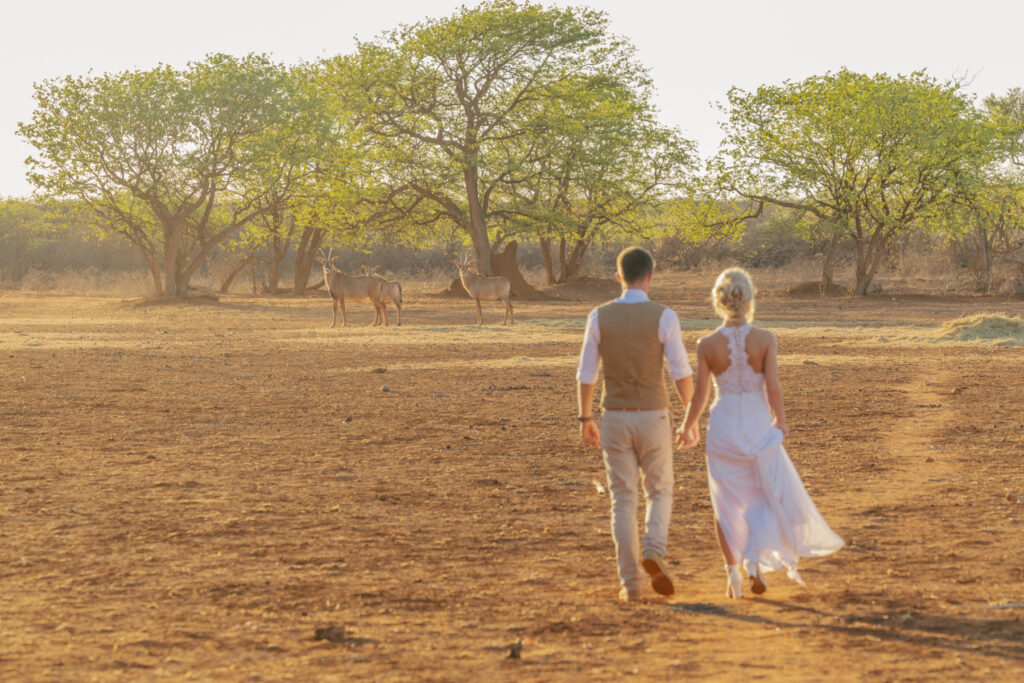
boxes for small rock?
[945,282,958,292]
[343,416,353,423]
[803,359,819,366]
[381,385,391,392]
[925,457,935,463]
[508,639,523,659]
[371,368,387,374]
[951,387,963,395]
[314,625,349,643]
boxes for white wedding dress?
[706,324,844,581]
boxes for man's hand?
[675,423,699,449]
[580,419,601,448]
[771,417,788,438]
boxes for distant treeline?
[11,2,1023,297]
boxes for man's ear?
[615,272,622,284]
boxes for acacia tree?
[943,180,1024,290]
[19,53,290,297]
[985,88,1024,169]
[334,0,641,278]
[501,74,696,283]
[225,63,336,294]
[715,69,998,295]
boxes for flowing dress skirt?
[706,391,844,576]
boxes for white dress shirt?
[576,288,692,385]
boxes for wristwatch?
[577,415,596,422]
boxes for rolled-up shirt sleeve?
[660,308,692,381]
[575,308,601,384]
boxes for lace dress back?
[713,323,764,396]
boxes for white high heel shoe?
[745,556,766,595]
[725,564,743,598]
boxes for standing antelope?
[453,255,514,325]
[361,265,404,326]
[317,249,386,327]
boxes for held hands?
[580,419,601,449]
[675,423,700,450]
[772,418,788,438]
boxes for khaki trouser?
[599,408,674,591]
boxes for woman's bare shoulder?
[748,325,777,344]
[697,329,725,348]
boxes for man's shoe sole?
[641,558,675,596]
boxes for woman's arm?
[677,338,712,448]
[763,332,788,436]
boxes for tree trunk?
[977,227,993,292]
[220,258,253,293]
[558,237,568,282]
[162,222,183,297]
[267,257,280,295]
[819,233,842,295]
[853,229,889,296]
[292,224,324,295]
[490,240,545,300]
[563,239,589,281]
[463,166,493,275]
[853,257,871,296]
[539,237,556,285]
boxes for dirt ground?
[1,273,1023,681]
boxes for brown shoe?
[641,551,675,596]
[618,586,643,602]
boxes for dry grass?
[16,267,155,297]
[935,313,1024,345]
[870,313,1024,347]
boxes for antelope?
[452,255,513,325]
[316,248,386,327]
[361,265,404,326]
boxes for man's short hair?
[617,246,654,284]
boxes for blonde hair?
[712,267,755,323]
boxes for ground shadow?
[666,599,1024,662]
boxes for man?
[576,246,694,602]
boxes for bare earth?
[1,274,1023,681]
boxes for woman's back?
[702,323,776,399]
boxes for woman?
[677,268,843,598]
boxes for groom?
[576,246,693,601]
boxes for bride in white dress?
[677,268,843,598]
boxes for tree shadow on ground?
[666,599,1024,662]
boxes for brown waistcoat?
[597,300,669,410]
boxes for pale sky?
[3,0,1021,197]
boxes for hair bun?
[712,268,755,322]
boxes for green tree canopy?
[984,88,1024,169]
[499,72,697,283]
[714,69,999,294]
[19,53,293,296]
[332,0,645,277]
